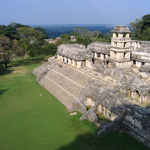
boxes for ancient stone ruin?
[33,25,150,148]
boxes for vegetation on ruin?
[0,58,149,150]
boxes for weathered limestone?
[136,61,142,67]
[33,56,150,148]
[68,58,72,65]
[55,37,61,43]
[57,44,92,68]
[131,40,150,51]
[85,60,92,69]
[105,105,150,147]
[138,64,150,78]
[110,25,132,69]
[80,109,98,122]
[76,61,82,68]
[94,52,98,58]
[105,55,109,58]
[64,57,67,63]
[72,60,76,66]
[87,41,110,62]
[70,36,76,41]
[68,99,87,114]
[101,54,104,59]
[98,117,122,136]
[33,25,150,148]
[131,50,150,71]
[44,39,55,44]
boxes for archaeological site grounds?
[1,25,150,150]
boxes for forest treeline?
[0,22,57,67]
[129,14,150,40]
[0,14,150,68]
[0,22,111,67]
[41,25,113,39]
[58,14,150,46]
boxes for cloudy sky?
[0,0,149,25]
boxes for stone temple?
[33,25,150,148]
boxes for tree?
[141,14,150,30]
[55,34,70,46]
[0,22,29,40]
[18,27,47,45]
[129,19,142,39]
[72,27,101,43]
[27,48,36,59]
[73,27,89,38]
[43,43,57,55]
[0,25,7,35]
[11,39,25,56]
[0,35,11,67]
[75,35,91,47]
[129,14,150,40]
[139,27,150,41]
[87,30,100,42]
[34,27,48,38]
[28,43,38,59]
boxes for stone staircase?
[46,69,83,97]
[39,75,76,108]
[54,64,90,87]
[32,59,57,77]
[35,58,91,108]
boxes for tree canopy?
[0,22,57,67]
[129,14,150,40]
[0,35,11,67]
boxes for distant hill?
[31,24,114,38]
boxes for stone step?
[41,64,48,70]
[33,59,57,77]
[45,60,57,69]
[53,64,90,87]
[39,75,76,108]
[46,69,83,97]
[34,68,42,75]
[36,66,43,73]
[32,70,38,76]
[33,58,90,109]
[40,66,47,72]
[43,63,52,69]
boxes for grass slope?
[0,58,149,150]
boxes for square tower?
[110,25,132,68]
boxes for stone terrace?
[36,57,91,108]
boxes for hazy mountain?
[31,24,114,38]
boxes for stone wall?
[131,40,150,51]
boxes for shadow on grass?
[0,86,9,98]
[0,57,44,69]
[58,131,149,150]
[0,67,14,76]
[7,57,44,67]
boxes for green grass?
[0,59,149,150]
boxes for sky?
[0,0,150,26]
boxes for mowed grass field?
[0,58,149,150]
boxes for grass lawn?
[0,58,149,150]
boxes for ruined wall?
[131,40,150,51]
